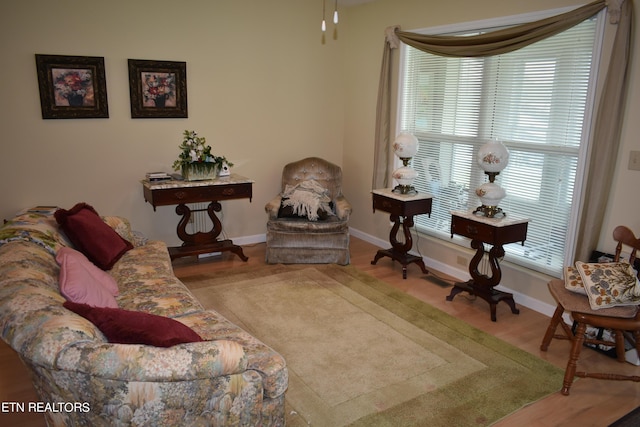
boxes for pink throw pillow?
[57,247,119,308]
[54,203,133,270]
[63,301,204,347]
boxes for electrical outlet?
[628,150,640,171]
[457,255,467,266]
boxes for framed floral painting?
[128,59,187,118]
[35,54,109,119]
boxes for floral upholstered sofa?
[0,206,287,426]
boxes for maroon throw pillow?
[63,301,204,347]
[55,203,133,270]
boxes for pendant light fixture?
[322,0,327,32]
[322,0,338,34]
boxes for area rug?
[182,264,563,427]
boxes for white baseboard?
[232,233,266,245]
[198,252,222,258]
[194,234,265,259]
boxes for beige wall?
[0,0,345,245]
[1,0,638,311]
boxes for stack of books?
[145,172,171,182]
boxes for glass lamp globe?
[475,182,506,208]
[477,139,509,173]
[474,139,509,217]
[392,132,419,195]
[393,132,419,160]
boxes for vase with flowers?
[172,130,233,181]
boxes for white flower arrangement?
[172,130,232,174]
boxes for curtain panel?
[374,0,632,263]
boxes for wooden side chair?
[540,225,640,395]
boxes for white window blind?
[398,12,603,276]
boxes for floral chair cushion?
[564,265,586,295]
[575,261,640,309]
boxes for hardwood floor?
[1,237,639,426]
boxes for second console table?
[447,210,529,321]
[142,174,253,262]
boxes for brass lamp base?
[393,184,417,195]
[473,204,505,218]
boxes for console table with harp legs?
[447,211,529,321]
[142,174,253,262]
[370,188,433,279]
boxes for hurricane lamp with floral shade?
[392,132,419,195]
[172,130,233,181]
[473,139,509,218]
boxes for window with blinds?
[398,11,604,276]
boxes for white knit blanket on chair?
[281,180,332,221]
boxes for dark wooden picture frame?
[35,54,109,119]
[128,59,187,118]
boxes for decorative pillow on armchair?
[278,180,334,221]
[575,261,640,310]
[564,265,586,295]
[63,301,204,347]
[55,203,133,270]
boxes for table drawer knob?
[466,225,478,235]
